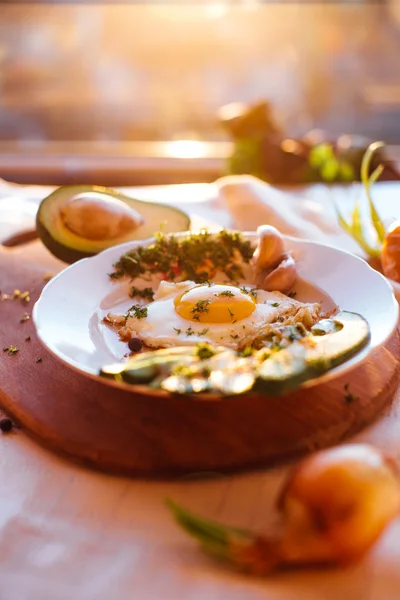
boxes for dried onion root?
[167,444,400,575]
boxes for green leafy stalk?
[166,499,282,575]
[166,499,253,563]
[335,141,386,258]
[360,141,386,244]
[334,201,381,258]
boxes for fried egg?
[122,280,320,351]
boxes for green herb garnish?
[198,328,210,336]
[110,230,254,283]
[129,286,154,301]
[195,343,216,360]
[191,299,211,320]
[271,302,279,307]
[173,327,182,335]
[228,307,235,319]
[216,290,234,298]
[185,326,209,337]
[126,305,148,320]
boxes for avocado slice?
[36,185,191,263]
[255,311,370,395]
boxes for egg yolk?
[174,284,256,323]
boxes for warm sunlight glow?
[165,140,211,159]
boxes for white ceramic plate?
[33,232,399,397]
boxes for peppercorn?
[0,418,13,432]
[128,337,143,353]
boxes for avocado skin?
[254,311,370,396]
[36,217,98,263]
[36,184,191,264]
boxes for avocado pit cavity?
[61,192,145,241]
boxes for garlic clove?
[261,254,296,294]
[252,225,286,273]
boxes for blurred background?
[0,0,399,185]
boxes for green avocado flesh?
[255,311,370,395]
[36,184,191,263]
[100,311,370,396]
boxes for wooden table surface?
[1,180,400,600]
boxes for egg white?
[125,280,300,350]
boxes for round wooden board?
[0,242,399,477]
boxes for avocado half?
[36,184,191,264]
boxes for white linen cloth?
[1,176,400,600]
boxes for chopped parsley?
[191,299,211,320]
[109,230,254,283]
[228,307,235,319]
[216,290,234,298]
[271,302,279,308]
[195,343,216,360]
[240,286,258,299]
[185,326,209,337]
[198,328,209,336]
[126,304,148,320]
[173,327,182,335]
[129,286,154,301]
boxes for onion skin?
[382,222,400,283]
[277,444,400,566]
